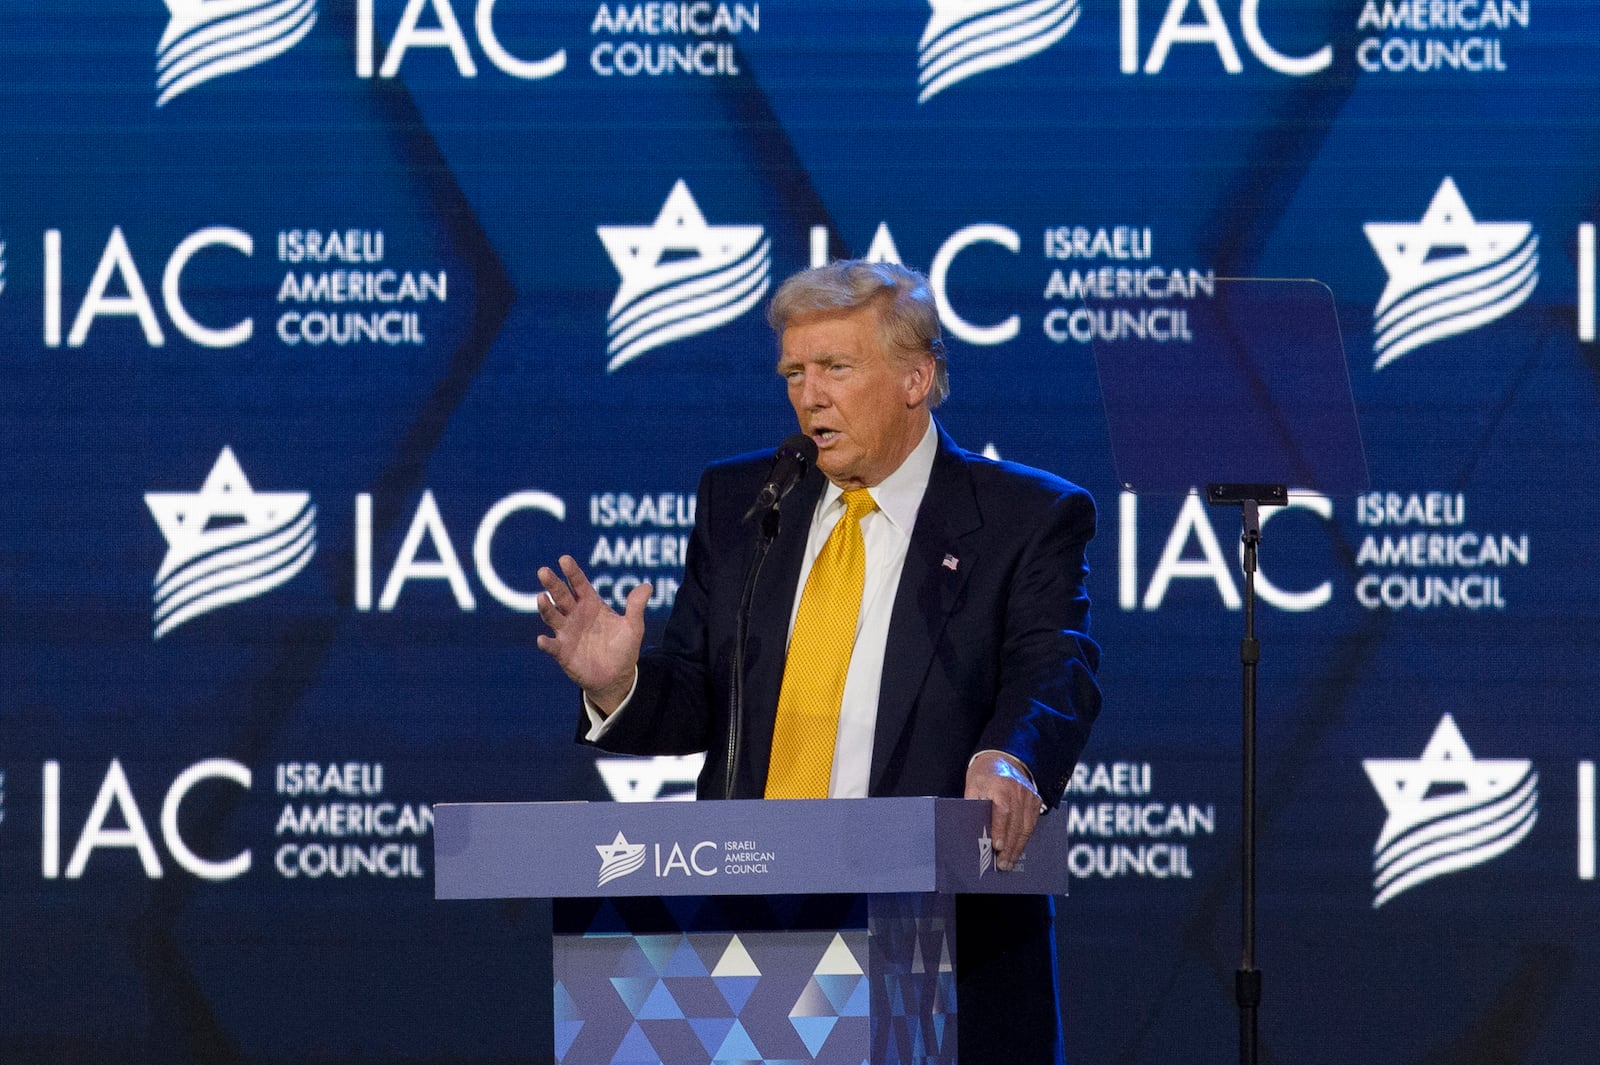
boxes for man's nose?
[800,371,829,409]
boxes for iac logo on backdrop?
[151,0,763,104]
[1362,715,1600,908]
[38,757,432,883]
[1364,714,1538,908]
[142,448,692,639]
[35,225,446,349]
[144,0,1529,106]
[1364,177,1539,371]
[1112,0,1524,78]
[145,447,318,639]
[913,0,1530,95]
[597,181,770,372]
[915,0,1332,102]
[917,0,1081,102]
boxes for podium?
[435,797,1069,1065]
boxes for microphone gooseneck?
[725,433,818,799]
[741,433,818,524]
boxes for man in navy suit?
[536,259,1101,1063]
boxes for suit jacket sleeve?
[979,484,1100,808]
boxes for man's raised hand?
[534,555,651,714]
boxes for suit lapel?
[870,426,982,794]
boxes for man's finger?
[994,794,1025,869]
[992,783,1044,870]
[989,794,1016,853]
[536,568,574,619]
[559,555,596,598]
[1013,811,1041,864]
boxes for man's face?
[777,304,934,491]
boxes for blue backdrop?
[3,1,1598,1062]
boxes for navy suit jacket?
[585,423,1102,805]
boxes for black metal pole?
[1206,484,1280,1065]
[723,508,778,800]
[1237,498,1262,1065]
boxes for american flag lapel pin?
[942,553,959,572]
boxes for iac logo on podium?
[596,832,649,886]
[156,0,319,106]
[596,831,720,884]
[1364,177,1539,371]
[917,0,1081,103]
[597,181,770,372]
[145,447,318,639]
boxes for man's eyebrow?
[776,353,841,373]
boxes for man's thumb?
[623,581,654,621]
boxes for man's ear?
[904,354,934,406]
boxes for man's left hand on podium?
[964,750,1042,872]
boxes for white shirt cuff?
[582,669,639,742]
[969,748,1036,787]
[970,748,1046,812]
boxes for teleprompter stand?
[1092,280,1368,1065]
[435,797,1069,1064]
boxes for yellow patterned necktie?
[764,488,878,799]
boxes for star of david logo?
[597,180,765,312]
[595,754,703,803]
[1363,714,1538,907]
[1363,177,1539,369]
[1364,714,1529,848]
[596,831,648,887]
[147,447,307,579]
[144,447,316,638]
[594,181,770,371]
[1365,178,1532,317]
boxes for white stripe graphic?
[597,846,648,887]
[605,238,771,372]
[152,502,317,638]
[155,503,317,606]
[1372,770,1538,909]
[918,0,1079,104]
[1580,761,1595,880]
[1374,261,1539,370]
[157,0,317,106]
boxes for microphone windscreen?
[776,432,818,466]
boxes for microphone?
[742,433,818,524]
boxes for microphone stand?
[724,505,781,800]
[1206,482,1285,1065]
